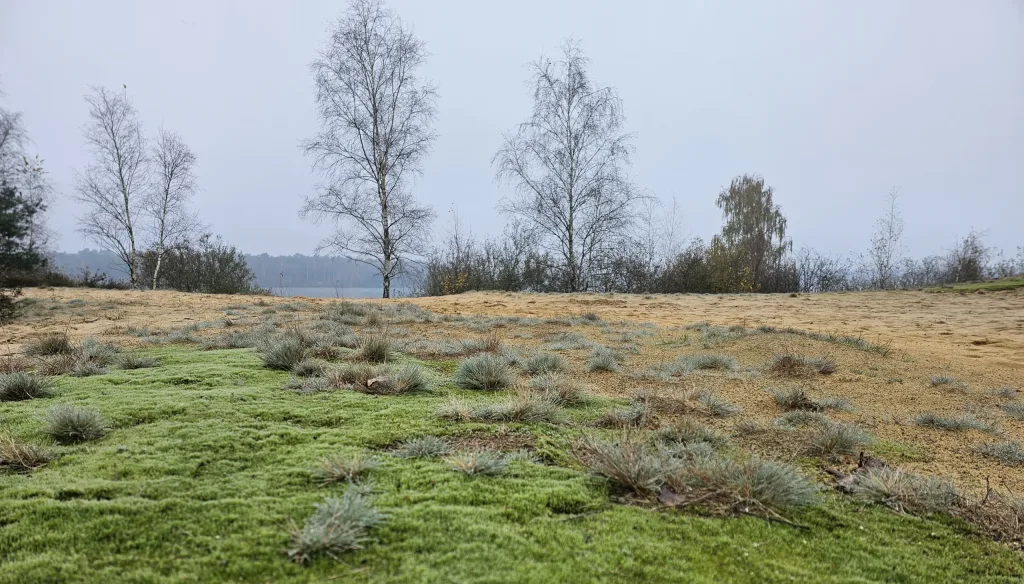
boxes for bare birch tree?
[494,40,642,292]
[301,0,437,299]
[1,99,54,251]
[147,128,199,289]
[75,87,148,287]
[867,188,904,289]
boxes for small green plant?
[974,441,1024,466]
[260,339,307,371]
[395,436,450,458]
[0,372,55,401]
[116,353,160,370]
[805,423,870,458]
[43,404,106,444]
[914,413,996,433]
[24,332,74,356]
[311,453,380,484]
[587,347,620,372]
[446,450,508,476]
[287,490,387,563]
[522,352,566,375]
[0,435,53,472]
[454,354,513,390]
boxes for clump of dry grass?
[446,450,508,476]
[0,435,53,472]
[696,392,741,417]
[655,418,729,449]
[805,423,871,458]
[355,332,392,363]
[529,373,588,407]
[768,354,836,376]
[311,453,380,484]
[847,467,959,514]
[575,435,666,495]
[23,332,74,357]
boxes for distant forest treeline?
[52,250,406,290]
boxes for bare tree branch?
[301,0,437,298]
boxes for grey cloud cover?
[1,0,1021,257]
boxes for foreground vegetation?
[1,296,1022,582]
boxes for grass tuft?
[914,413,996,433]
[656,418,729,449]
[522,352,566,375]
[260,339,307,371]
[311,453,380,485]
[394,436,450,459]
[974,441,1024,466]
[454,354,513,390]
[587,347,621,372]
[697,392,741,417]
[768,354,836,376]
[576,435,665,495]
[848,467,959,514]
[43,404,106,444]
[805,423,870,458]
[677,353,737,372]
[0,435,53,472]
[355,332,392,363]
[116,353,160,370]
[287,490,387,563]
[292,358,329,378]
[23,332,74,356]
[999,403,1024,420]
[529,374,588,407]
[446,450,508,476]
[0,372,55,401]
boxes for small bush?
[697,392,741,417]
[311,454,380,484]
[355,332,392,363]
[395,436,450,459]
[454,354,513,390]
[523,352,566,375]
[848,467,958,514]
[287,490,387,563]
[678,353,737,372]
[974,441,1024,466]
[44,404,106,444]
[0,435,53,472]
[260,339,307,371]
[914,413,996,433]
[576,436,665,494]
[529,374,587,406]
[805,423,870,458]
[1000,403,1024,420]
[0,372,54,401]
[656,419,729,449]
[447,450,507,476]
[24,332,73,356]
[116,353,160,370]
[587,347,620,372]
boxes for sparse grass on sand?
[2,290,1023,583]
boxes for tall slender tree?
[494,40,642,292]
[714,174,791,291]
[147,128,198,289]
[75,87,148,288]
[301,0,438,299]
[866,188,904,289]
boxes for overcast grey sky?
[1,0,1022,258]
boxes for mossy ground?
[2,346,1021,583]
[925,278,1024,293]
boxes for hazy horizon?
[1,0,1021,259]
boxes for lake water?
[272,287,412,299]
